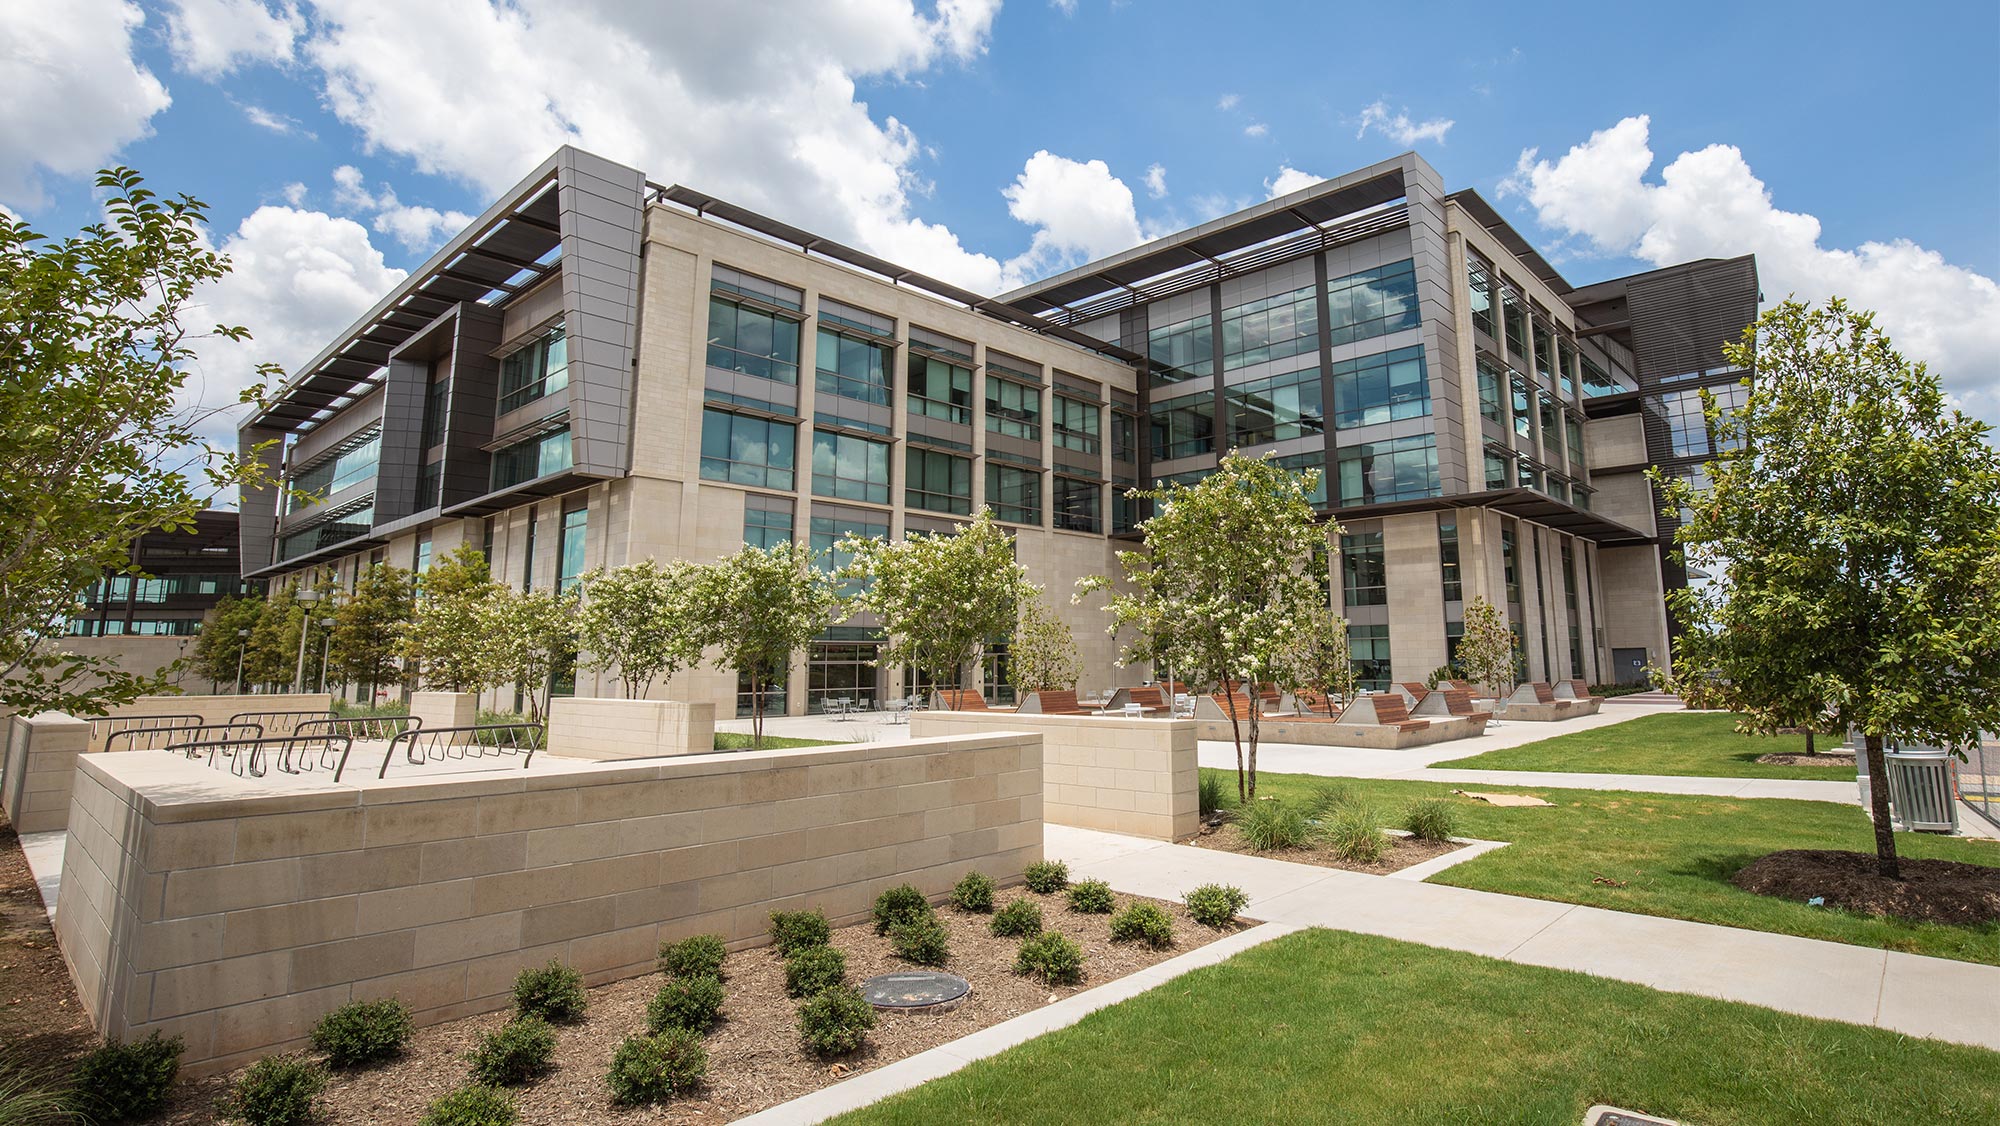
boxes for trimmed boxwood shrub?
[1184,883,1249,928]
[949,870,995,912]
[1013,932,1084,985]
[1108,902,1175,949]
[1023,860,1069,893]
[606,1028,707,1105]
[657,933,727,979]
[784,945,848,999]
[871,884,933,934]
[466,1018,557,1087]
[769,908,832,956]
[797,986,877,1057]
[310,998,413,1069]
[1066,879,1115,914]
[222,1054,328,1126]
[419,1084,517,1126]
[511,960,586,1023]
[71,1032,182,1123]
[646,974,724,1034]
[989,899,1043,938]
[888,914,950,966]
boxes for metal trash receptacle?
[1884,746,1959,833]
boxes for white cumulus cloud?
[0,0,171,208]
[1243,122,1268,138]
[1265,165,1323,199]
[1354,99,1453,146]
[1000,150,1145,283]
[329,164,473,253]
[1503,115,2000,423]
[1143,163,1168,199]
[164,0,304,77]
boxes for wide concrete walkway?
[1048,823,2000,1052]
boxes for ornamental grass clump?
[70,1032,182,1123]
[989,898,1043,938]
[418,1085,516,1126]
[1198,771,1227,819]
[950,870,995,912]
[784,946,848,998]
[1326,805,1390,863]
[1108,902,1175,949]
[797,986,877,1057]
[606,1028,707,1105]
[310,998,413,1069]
[222,1054,327,1126]
[1404,798,1460,843]
[1185,883,1249,928]
[646,975,724,1035]
[872,884,934,934]
[511,961,586,1023]
[769,908,832,956]
[1023,860,1069,893]
[1066,879,1115,914]
[657,934,727,979]
[888,914,950,966]
[466,1018,556,1087]
[1237,797,1313,851]
[1013,932,1084,985]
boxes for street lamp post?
[234,628,250,694]
[317,615,336,693]
[293,588,322,693]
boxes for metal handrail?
[347,722,544,782]
[105,722,264,754]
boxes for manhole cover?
[860,971,970,1013]
[1585,1108,1678,1126]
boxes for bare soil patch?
[1732,849,2000,926]
[0,817,96,1072]
[1189,820,1463,874]
[1754,751,1857,767]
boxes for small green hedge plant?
[1184,883,1249,927]
[871,884,933,934]
[606,1028,707,1105]
[511,961,586,1023]
[769,908,832,956]
[1403,798,1460,843]
[784,945,848,998]
[419,1084,517,1126]
[222,1054,327,1126]
[310,998,412,1069]
[797,986,876,1057]
[646,975,724,1035]
[1108,902,1175,949]
[71,1032,182,1123]
[1022,860,1069,893]
[1013,932,1084,985]
[949,871,995,912]
[1066,879,1115,914]
[466,1018,556,1087]
[657,933,727,979]
[888,914,950,966]
[989,899,1043,937]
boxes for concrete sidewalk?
[1047,824,1999,1052]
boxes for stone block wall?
[2,713,90,834]
[89,693,336,751]
[910,711,1196,840]
[55,731,1041,1075]
[546,697,717,759]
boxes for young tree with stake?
[838,510,1030,700]
[694,542,845,747]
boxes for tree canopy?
[694,541,845,746]
[576,559,705,698]
[838,509,1030,691]
[1010,593,1082,694]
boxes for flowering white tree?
[483,586,579,725]
[694,541,846,748]
[1456,595,1518,700]
[1009,593,1082,695]
[403,545,503,694]
[839,509,1032,696]
[576,559,705,698]
[1273,600,1353,713]
[1084,452,1328,800]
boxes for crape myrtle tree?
[839,509,1031,700]
[403,545,502,694]
[1009,593,1083,697]
[1456,596,1519,702]
[188,593,265,690]
[1657,299,2000,877]
[484,586,579,725]
[695,541,846,748]
[0,168,278,714]
[576,559,705,698]
[1084,451,1329,802]
[329,563,414,704]
[1273,600,1353,716]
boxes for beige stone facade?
[56,731,1042,1075]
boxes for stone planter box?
[546,697,716,760]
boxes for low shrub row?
[1230,784,1462,859]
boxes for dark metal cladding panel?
[444,307,505,507]
[557,149,647,480]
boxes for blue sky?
[4,0,1997,426]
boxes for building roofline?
[1444,189,1574,294]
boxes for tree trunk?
[1222,675,1247,803]
[1246,688,1260,801]
[1805,729,1816,757]
[1863,734,1900,878]
[751,673,764,750]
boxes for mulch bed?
[1731,849,2000,926]
[1189,820,1464,874]
[0,818,97,1072]
[1754,752,1857,767]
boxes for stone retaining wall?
[546,697,716,759]
[55,732,1041,1075]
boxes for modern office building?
[238,146,1756,715]
[62,510,259,692]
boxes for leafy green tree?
[1657,299,2000,877]
[1084,452,1328,801]
[244,580,304,692]
[695,542,846,747]
[1273,601,1353,711]
[484,586,579,725]
[0,168,277,714]
[404,545,502,694]
[576,559,705,698]
[330,564,414,702]
[189,593,265,691]
[1456,596,1518,700]
[1009,593,1082,695]
[838,509,1030,694]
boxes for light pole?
[234,628,250,694]
[293,588,322,693]
[317,615,336,693]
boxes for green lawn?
[714,732,842,750]
[1437,711,1858,780]
[1216,768,2000,965]
[835,929,2000,1126]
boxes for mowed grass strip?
[713,733,843,750]
[1218,768,2000,965]
[1437,710,1858,780]
[833,929,2000,1126]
